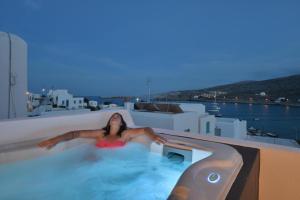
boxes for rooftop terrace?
[0,110,299,199]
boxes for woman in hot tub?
[38,112,166,149]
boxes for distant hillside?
[156,74,300,103]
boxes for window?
[74,100,76,104]
[62,100,64,105]
[215,128,221,136]
[79,100,82,104]
[206,121,210,134]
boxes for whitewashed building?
[131,110,199,133]
[126,102,246,139]
[27,93,42,111]
[126,102,216,135]
[260,92,267,96]
[215,117,247,139]
[88,100,98,108]
[179,103,216,135]
[48,89,84,110]
[198,114,216,135]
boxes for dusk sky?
[1,1,300,96]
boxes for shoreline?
[154,98,300,108]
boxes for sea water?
[214,102,300,139]
[0,143,190,200]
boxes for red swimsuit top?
[95,139,126,148]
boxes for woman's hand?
[37,131,82,149]
[152,134,167,144]
[142,127,167,144]
[37,138,59,149]
[123,127,167,145]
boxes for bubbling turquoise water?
[0,143,190,200]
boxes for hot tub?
[0,110,243,200]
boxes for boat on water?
[248,127,261,136]
[248,127,278,138]
[265,132,278,138]
[248,126,257,133]
[208,102,221,112]
[207,102,222,117]
[215,113,223,117]
[207,92,221,113]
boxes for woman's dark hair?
[102,113,127,137]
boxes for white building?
[179,103,216,135]
[198,114,216,135]
[260,92,267,96]
[131,110,199,133]
[126,102,216,135]
[48,89,84,110]
[27,93,42,111]
[179,103,205,115]
[216,117,247,139]
[0,32,27,120]
[88,100,98,108]
[126,102,247,139]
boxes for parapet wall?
[154,129,300,200]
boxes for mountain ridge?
[155,74,300,103]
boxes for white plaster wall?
[0,32,10,119]
[57,94,72,107]
[216,118,247,139]
[130,111,174,130]
[216,119,237,138]
[67,97,83,109]
[124,102,134,110]
[173,112,198,133]
[235,120,247,139]
[51,90,69,96]
[179,103,206,115]
[0,32,27,120]
[199,114,216,135]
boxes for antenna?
[146,78,151,102]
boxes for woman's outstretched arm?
[124,127,167,144]
[38,129,104,149]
